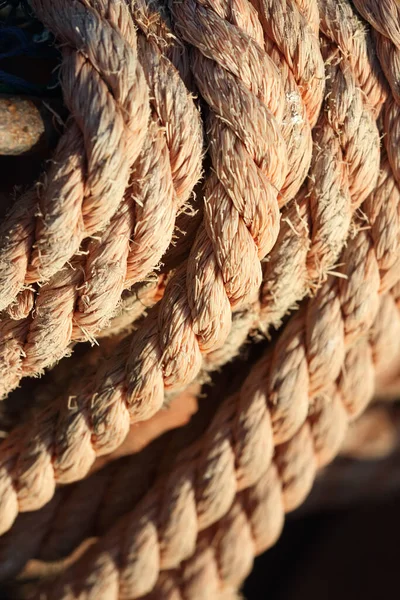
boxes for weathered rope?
[2,0,382,403]
[0,143,397,537]
[5,399,397,587]
[0,0,318,398]
[115,0,385,427]
[246,0,321,200]
[0,14,203,397]
[0,0,294,421]
[81,0,318,443]
[0,8,400,597]
[94,0,382,421]
[0,0,150,308]
[260,0,385,329]
[29,286,400,599]
[0,437,167,581]
[353,0,400,192]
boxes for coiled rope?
[0,0,399,597]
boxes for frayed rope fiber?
[0,0,400,598]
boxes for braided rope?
[3,0,380,401]
[30,285,400,599]
[260,0,385,329]
[0,0,291,460]
[0,21,203,397]
[353,0,400,195]
[0,0,391,533]
[0,11,399,598]
[0,0,310,400]
[2,388,400,585]
[0,138,397,538]
[0,0,150,308]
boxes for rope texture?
[0,0,395,534]
[0,2,399,596]
[31,285,400,599]
[0,0,150,303]
[0,132,397,538]
[1,0,386,407]
[0,4,203,397]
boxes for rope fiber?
[0,0,399,598]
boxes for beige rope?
[0,140,397,538]
[0,0,150,307]
[2,0,380,400]
[0,22,203,398]
[0,0,393,533]
[261,0,385,328]
[353,0,400,192]
[30,287,400,599]
[0,10,399,599]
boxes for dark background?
[243,491,400,600]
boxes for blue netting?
[0,1,60,95]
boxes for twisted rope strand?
[248,0,319,202]
[0,0,385,529]
[103,0,291,430]
[253,0,324,128]
[33,289,400,600]
[319,0,388,115]
[119,0,324,434]
[0,143,396,537]
[0,436,170,581]
[0,1,151,311]
[260,0,384,328]
[199,0,383,357]
[2,185,400,583]
[0,1,150,313]
[353,0,400,194]
[0,25,203,397]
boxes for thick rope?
[0,438,167,581]
[148,0,384,377]
[248,0,321,200]
[93,0,319,441]
[260,0,385,328]
[0,0,150,308]
[3,0,379,405]
[353,0,400,193]
[30,287,400,599]
[131,0,384,404]
[0,0,319,399]
[0,47,390,536]
[0,0,293,441]
[0,23,203,397]
[0,144,397,536]
[3,379,400,588]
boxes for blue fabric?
[0,4,59,95]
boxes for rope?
[29,287,400,599]
[0,13,203,397]
[0,0,299,403]
[0,0,150,307]
[0,4,399,594]
[353,0,400,193]
[0,0,393,530]
[261,0,385,328]
[1,376,399,586]
[0,138,397,537]
[116,0,383,426]
[0,0,385,405]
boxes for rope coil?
[0,0,399,597]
